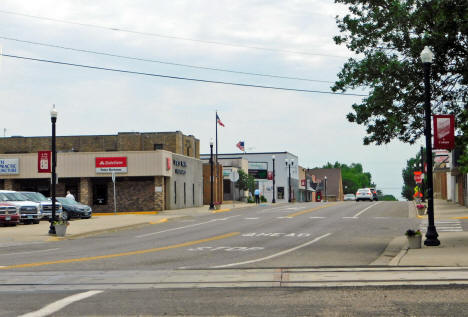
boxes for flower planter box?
[55,223,67,237]
[407,235,422,249]
[417,208,426,216]
[214,204,221,210]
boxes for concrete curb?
[371,236,407,266]
[49,216,184,241]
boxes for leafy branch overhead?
[333,0,468,145]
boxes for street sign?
[230,170,239,182]
[414,171,423,184]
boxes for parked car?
[19,191,63,220]
[0,202,20,226]
[344,194,356,201]
[0,190,41,224]
[369,188,378,201]
[355,188,373,201]
[56,197,92,220]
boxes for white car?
[0,190,42,224]
[355,188,373,202]
[344,194,356,201]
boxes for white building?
[201,152,299,203]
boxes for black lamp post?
[285,159,294,203]
[209,138,215,210]
[324,176,327,202]
[421,46,440,246]
[272,155,276,203]
[48,105,58,235]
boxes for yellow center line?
[288,203,342,218]
[0,232,240,270]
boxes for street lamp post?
[48,105,58,235]
[324,176,327,202]
[285,159,294,203]
[209,138,215,210]
[272,155,276,203]
[421,46,440,246]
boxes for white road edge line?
[351,202,380,218]
[135,215,240,238]
[0,248,60,257]
[212,233,331,268]
[18,290,103,317]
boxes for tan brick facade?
[80,177,92,206]
[154,176,165,210]
[0,132,200,159]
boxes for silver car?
[344,194,356,201]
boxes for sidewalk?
[0,202,252,243]
[391,199,468,266]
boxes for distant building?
[200,152,299,203]
[309,168,344,201]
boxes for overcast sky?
[0,0,422,199]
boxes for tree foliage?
[237,169,255,195]
[321,162,374,194]
[333,0,468,146]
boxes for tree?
[320,161,374,193]
[332,0,468,146]
[237,169,255,196]
[401,150,422,200]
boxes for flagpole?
[215,110,218,203]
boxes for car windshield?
[2,192,29,201]
[22,192,48,202]
[345,194,354,197]
[57,197,80,205]
[358,189,369,193]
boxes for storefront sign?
[0,158,19,174]
[38,151,51,173]
[433,115,455,150]
[248,162,268,179]
[95,157,127,173]
[166,158,171,171]
[173,159,187,175]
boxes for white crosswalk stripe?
[419,220,463,232]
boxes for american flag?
[216,114,225,127]
[236,141,245,151]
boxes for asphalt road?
[0,201,432,317]
[0,201,415,271]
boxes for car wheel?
[33,220,40,224]
[62,211,69,221]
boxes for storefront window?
[93,183,108,205]
[278,187,284,200]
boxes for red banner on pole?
[38,151,51,173]
[433,115,455,150]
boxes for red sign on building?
[166,157,171,171]
[95,157,127,173]
[37,151,51,173]
[433,115,455,150]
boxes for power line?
[0,53,367,96]
[0,9,349,58]
[0,35,336,84]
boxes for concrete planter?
[55,223,67,237]
[407,235,422,249]
[214,204,222,210]
[417,207,426,216]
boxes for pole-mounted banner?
[433,114,455,150]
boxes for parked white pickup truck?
[0,190,41,224]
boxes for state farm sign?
[95,157,127,173]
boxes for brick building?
[0,132,203,212]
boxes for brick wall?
[0,132,200,159]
